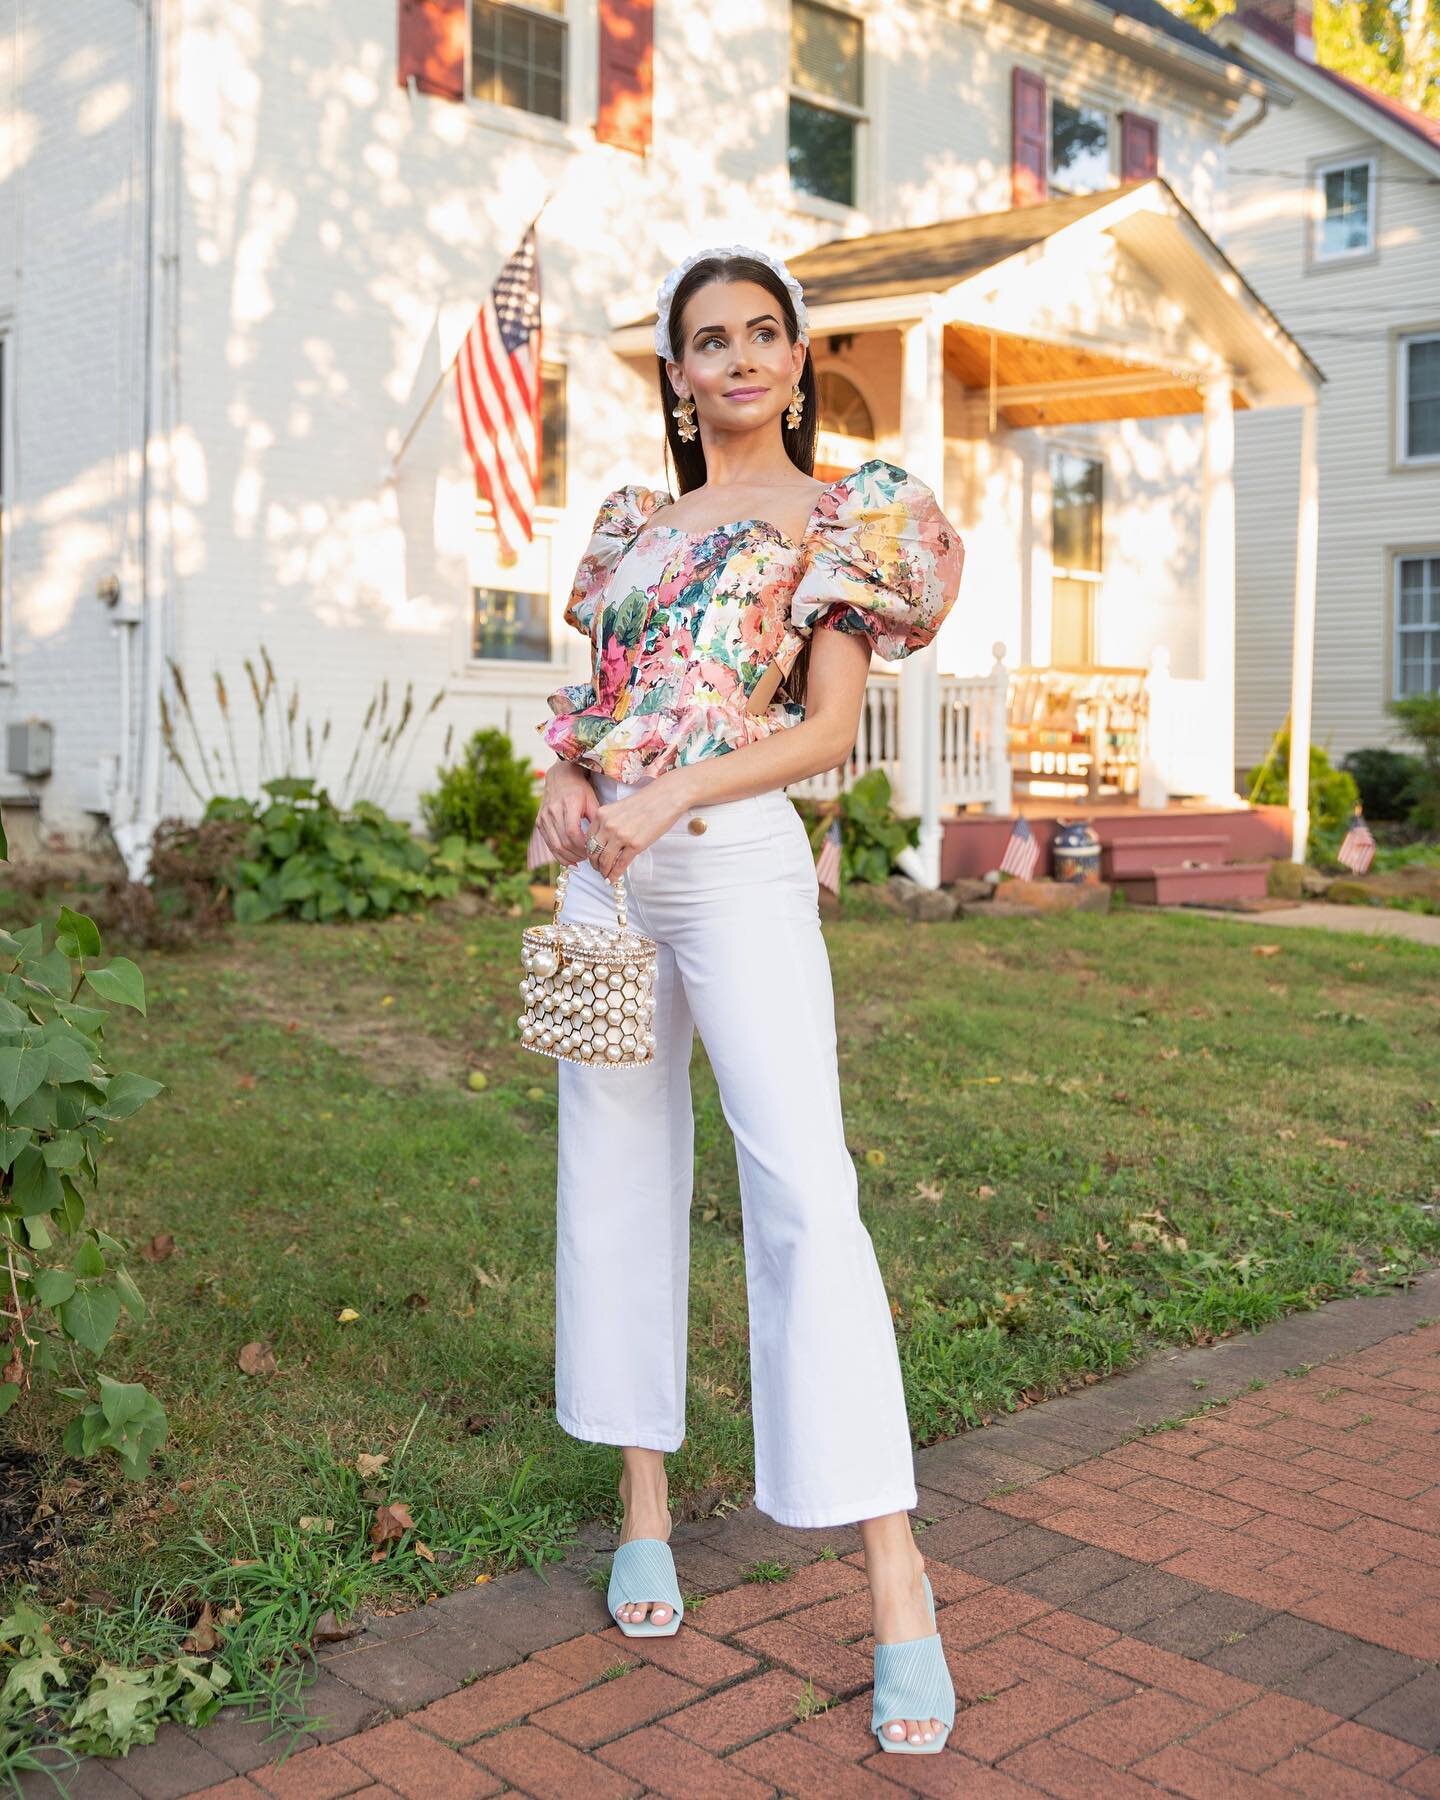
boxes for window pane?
[788,96,855,205]
[1052,452,1103,571]
[1051,576,1096,667]
[1406,338,1440,460]
[473,586,552,661]
[817,370,874,438]
[1051,101,1109,193]
[790,0,862,107]
[1320,163,1371,256]
[471,1,565,120]
[539,363,567,509]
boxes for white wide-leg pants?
[553,771,918,1529]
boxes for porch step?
[1102,835,1230,877]
[1117,862,1272,906]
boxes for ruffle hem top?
[537,456,964,784]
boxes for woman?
[532,244,964,1757]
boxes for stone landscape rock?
[945,877,994,904]
[996,877,1111,913]
[962,899,1042,919]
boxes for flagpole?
[381,192,559,485]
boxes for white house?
[0,0,1323,892]
[1219,0,1440,774]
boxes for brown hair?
[654,252,820,708]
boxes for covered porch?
[610,182,1323,888]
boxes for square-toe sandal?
[871,1572,956,1755]
[607,1536,685,1638]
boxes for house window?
[1050,100,1110,195]
[788,0,864,208]
[1314,157,1375,260]
[1395,554,1440,697]
[817,370,873,439]
[472,586,552,661]
[471,0,566,122]
[1398,332,1440,466]
[539,362,567,508]
[1051,451,1102,668]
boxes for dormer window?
[1313,156,1376,261]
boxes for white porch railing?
[787,646,1013,813]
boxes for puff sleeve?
[789,459,964,661]
[562,483,674,637]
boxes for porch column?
[1200,375,1239,805]
[895,309,945,889]
[1287,398,1319,862]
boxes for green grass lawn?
[4,897,1439,1751]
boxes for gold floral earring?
[672,394,697,442]
[784,384,805,430]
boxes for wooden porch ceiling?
[944,325,1254,428]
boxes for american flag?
[456,223,542,563]
[998,816,1041,881]
[816,816,843,894]
[1337,809,1376,874]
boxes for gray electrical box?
[7,720,52,779]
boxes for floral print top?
[538,456,964,784]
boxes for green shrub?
[1386,692,1440,831]
[1245,727,1359,865]
[420,729,541,876]
[1342,747,1423,822]
[794,769,919,884]
[0,849,168,1478]
[202,778,524,923]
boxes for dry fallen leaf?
[181,1602,221,1654]
[369,1501,415,1553]
[356,1453,389,1479]
[1252,944,1283,957]
[414,1541,436,1564]
[298,1516,335,1534]
[311,1610,361,1645]
[237,1341,278,1377]
[1275,1128,1297,1140]
[1319,1136,1350,1150]
[336,1308,360,1324]
[915,1181,944,1203]
[142,1233,175,1262]
[977,1185,996,1199]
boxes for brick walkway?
[33,1275,1440,1799]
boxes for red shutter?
[1012,68,1048,207]
[1120,112,1159,181]
[397,0,465,102]
[597,0,654,155]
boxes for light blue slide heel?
[871,1572,956,1755]
[607,1537,685,1637]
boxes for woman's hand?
[537,761,601,866]
[585,779,691,883]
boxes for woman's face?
[666,278,806,443]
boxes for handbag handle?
[552,862,630,931]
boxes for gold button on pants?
[687,816,708,834]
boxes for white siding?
[1226,72,1440,769]
[0,3,149,834]
[7,0,1241,836]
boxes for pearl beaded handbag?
[517,864,658,1069]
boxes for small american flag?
[525,817,553,872]
[456,223,542,564]
[815,816,843,894]
[998,816,1040,881]
[1337,809,1376,874]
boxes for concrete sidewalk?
[1167,901,1440,947]
[35,1273,1440,1799]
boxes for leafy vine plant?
[0,797,168,1479]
